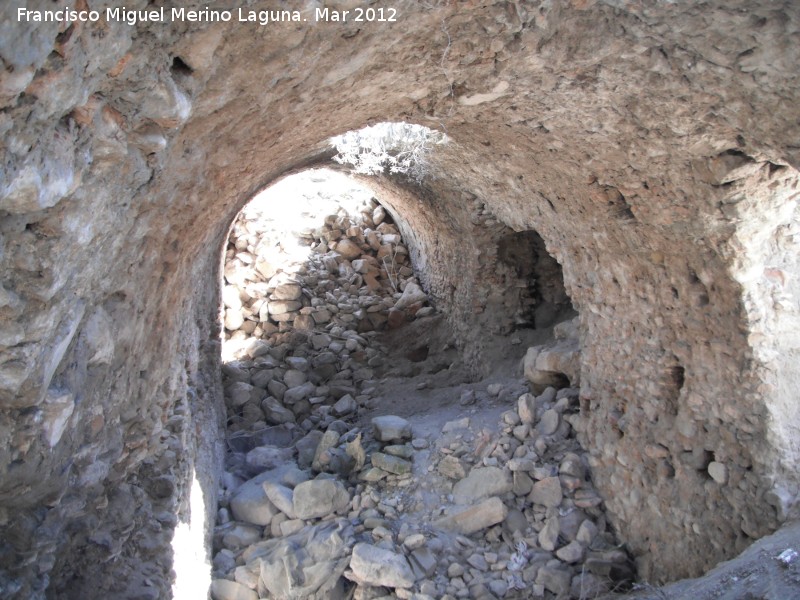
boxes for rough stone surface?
[263,482,296,520]
[230,477,281,527]
[529,477,563,508]
[210,579,258,600]
[438,455,467,479]
[539,515,561,552]
[349,543,416,589]
[708,461,729,485]
[556,540,586,564]
[372,415,413,442]
[517,393,537,425]
[292,479,350,520]
[1,2,799,597]
[371,452,412,476]
[255,519,355,600]
[434,497,509,535]
[452,467,513,504]
[537,563,572,596]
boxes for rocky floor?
[210,172,633,599]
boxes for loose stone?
[438,455,467,479]
[537,409,560,435]
[576,519,598,544]
[556,540,585,563]
[538,515,560,552]
[434,497,508,535]
[372,452,413,475]
[452,467,513,504]
[536,563,572,596]
[349,543,416,588]
[410,546,438,578]
[517,393,537,424]
[332,393,358,416]
[529,476,563,508]
[708,461,728,484]
[230,478,280,526]
[372,415,413,442]
[210,579,258,600]
[292,478,350,520]
[263,482,296,519]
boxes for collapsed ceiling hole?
[330,122,448,183]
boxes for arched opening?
[496,229,575,331]
[218,167,436,436]
[205,123,628,599]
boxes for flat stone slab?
[371,452,412,475]
[434,497,508,535]
[372,415,412,442]
[349,542,416,588]
[452,466,512,504]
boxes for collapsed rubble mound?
[222,172,431,353]
[211,176,632,599]
[214,384,635,600]
[220,172,435,433]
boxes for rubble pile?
[222,189,430,349]
[213,382,633,600]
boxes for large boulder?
[452,466,513,504]
[292,479,350,520]
[371,415,412,442]
[348,543,416,589]
[230,474,281,526]
[252,519,355,600]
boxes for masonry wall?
[1,1,798,597]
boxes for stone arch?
[1,2,799,597]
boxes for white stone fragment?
[292,479,350,520]
[41,389,75,447]
[708,461,728,484]
[210,579,258,600]
[777,548,798,567]
[349,542,416,588]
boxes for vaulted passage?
[209,168,610,598]
[1,2,799,599]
